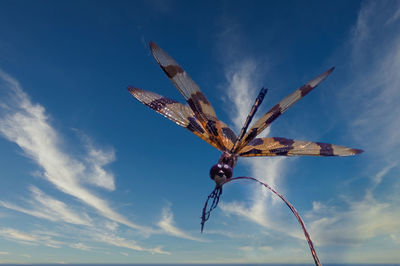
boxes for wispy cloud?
[205,229,253,239]
[370,163,397,189]
[214,4,400,262]
[239,245,273,252]
[225,59,261,131]
[0,70,203,256]
[78,132,116,191]
[218,39,287,233]
[0,228,62,248]
[0,228,36,243]
[0,186,91,226]
[157,204,203,242]
[0,70,150,232]
[345,1,400,163]
[309,192,400,247]
[302,2,400,261]
[70,242,92,251]
[0,70,174,256]
[305,163,400,253]
[91,230,170,255]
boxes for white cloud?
[220,199,265,226]
[0,251,8,255]
[78,132,116,191]
[258,245,273,252]
[344,1,400,164]
[225,59,261,131]
[310,34,400,251]
[351,1,374,47]
[215,52,319,263]
[386,3,400,25]
[0,218,171,255]
[307,2,400,252]
[221,3,400,260]
[0,186,91,226]
[86,147,115,190]
[157,204,203,242]
[70,242,92,251]
[370,162,396,189]
[91,230,170,255]
[0,70,205,256]
[0,227,62,248]
[0,201,56,223]
[304,158,400,249]
[390,233,400,244]
[0,70,150,232]
[270,4,400,263]
[0,228,36,242]
[29,186,92,225]
[214,6,400,261]
[238,245,253,252]
[309,191,400,247]
[219,50,287,233]
[239,245,273,252]
[104,221,119,232]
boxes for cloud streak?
[0,70,186,255]
[214,4,400,261]
[0,186,91,226]
[157,204,203,242]
[0,70,150,232]
[0,70,205,256]
[0,228,36,243]
[0,228,62,248]
[299,2,400,261]
[218,40,287,234]
[89,229,170,255]
[345,1,400,163]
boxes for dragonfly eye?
[223,164,233,179]
[209,163,233,181]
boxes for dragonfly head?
[209,163,233,186]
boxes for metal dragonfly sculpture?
[128,41,363,266]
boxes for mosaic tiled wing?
[148,41,237,151]
[233,67,335,153]
[239,137,363,157]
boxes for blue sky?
[0,0,399,264]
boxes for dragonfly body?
[210,152,237,186]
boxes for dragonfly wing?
[149,41,217,122]
[211,120,237,151]
[239,137,363,157]
[149,41,235,151]
[129,87,222,150]
[234,68,335,153]
[231,88,268,153]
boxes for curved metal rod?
[223,176,322,266]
